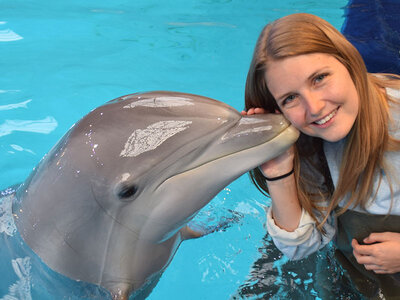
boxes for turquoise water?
[0,0,361,299]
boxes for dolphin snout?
[221,113,291,144]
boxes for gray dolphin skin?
[12,91,299,299]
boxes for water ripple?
[167,22,236,28]
[0,99,32,111]
[0,117,58,137]
[0,90,21,94]
[0,29,23,42]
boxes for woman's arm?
[243,108,302,231]
[243,108,335,260]
[267,208,335,260]
[264,147,302,231]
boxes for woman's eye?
[282,94,297,106]
[314,73,328,84]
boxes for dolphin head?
[13,91,299,297]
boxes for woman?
[243,13,400,298]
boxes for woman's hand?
[352,232,400,274]
[241,107,295,178]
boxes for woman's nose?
[303,91,324,117]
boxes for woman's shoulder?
[371,73,400,98]
[386,87,400,139]
[387,87,400,100]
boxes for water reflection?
[0,90,21,94]
[0,100,32,111]
[8,144,35,155]
[167,22,236,28]
[0,29,23,42]
[0,117,58,137]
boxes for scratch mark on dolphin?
[123,97,194,109]
[221,126,273,141]
[120,120,192,157]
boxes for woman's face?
[265,53,359,142]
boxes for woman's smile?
[312,106,339,126]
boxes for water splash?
[0,257,32,300]
[0,194,17,237]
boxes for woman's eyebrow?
[275,91,293,102]
[306,67,328,81]
[307,71,320,81]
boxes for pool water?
[0,0,364,299]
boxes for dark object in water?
[342,0,400,74]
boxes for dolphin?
[11,91,299,299]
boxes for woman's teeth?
[314,109,337,125]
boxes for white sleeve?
[266,207,336,260]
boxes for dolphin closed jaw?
[12,91,299,299]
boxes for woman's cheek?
[282,111,302,129]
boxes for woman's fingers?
[352,239,373,256]
[241,107,268,115]
[364,232,400,244]
[247,108,256,115]
[254,107,266,114]
[354,252,374,265]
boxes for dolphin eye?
[117,184,138,199]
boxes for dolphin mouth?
[146,124,299,243]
